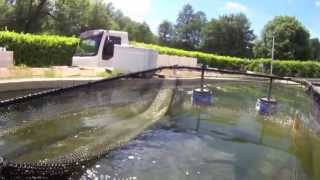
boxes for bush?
[1,32,319,78]
[134,42,320,78]
[0,31,79,67]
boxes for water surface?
[80,81,319,180]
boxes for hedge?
[0,31,319,77]
[134,42,320,78]
[0,31,79,67]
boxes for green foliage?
[254,16,311,60]
[310,38,320,61]
[201,13,256,58]
[50,0,87,35]
[0,0,155,41]
[174,4,207,50]
[134,42,320,77]
[87,0,115,31]
[0,0,51,33]
[107,7,156,43]
[158,20,175,46]
[128,22,155,43]
[0,31,79,67]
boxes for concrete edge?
[0,78,103,92]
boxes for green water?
[80,81,320,180]
[0,83,173,163]
[0,80,319,180]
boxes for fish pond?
[0,79,319,180]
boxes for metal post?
[267,33,275,101]
[196,107,201,131]
[196,64,206,131]
[271,34,275,75]
[201,64,205,92]
[267,78,273,101]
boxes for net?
[0,66,319,180]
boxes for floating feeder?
[192,64,213,107]
[191,64,213,131]
[192,88,213,131]
[192,88,213,106]
[256,33,279,116]
[256,97,278,115]
[256,78,278,115]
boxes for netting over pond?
[0,66,319,180]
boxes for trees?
[0,0,13,30]
[106,4,155,43]
[1,2,319,62]
[174,4,207,50]
[201,13,255,58]
[87,0,116,31]
[158,20,174,46]
[0,0,155,40]
[0,0,51,33]
[50,0,90,35]
[310,38,320,61]
[254,16,311,60]
[130,22,155,43]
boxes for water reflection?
[0,80,319,180]
[81,82,319,180]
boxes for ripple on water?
[81,127,307,180]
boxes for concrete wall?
[157,54,197,67]
[0,51,14,68]
[0,78,101,92]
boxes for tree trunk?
[24,0,48,32]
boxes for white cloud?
[316,0,320,7]
[223,1,248,12]
[107,0,152,22]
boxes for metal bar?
[271,34,275,75]
[266,34,275,101]
[196,107,201,131]
[201,64,205,91]
[267,78,273,101]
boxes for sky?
[108,0,320,38]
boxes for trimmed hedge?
[0,31,319,77]
[134,42,320,78]
[0,31,79,67]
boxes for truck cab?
[73,30,128,68]
[72,30,157,73]
[72,29,198,73]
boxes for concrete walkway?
[0,77,103,92]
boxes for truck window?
[75,33,103,57]
[102,36,122,60]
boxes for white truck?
[72,29,197,73]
